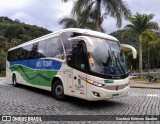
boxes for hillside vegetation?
[0,16,159,72]
[0,16,51,71]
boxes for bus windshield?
[88,37,128,77]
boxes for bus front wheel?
[12,74,18,87]
[52,80,65,100]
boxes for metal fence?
[131,68,160,78]
[132,68,160,74]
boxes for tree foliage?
[59,6,105,32]
[0,16,51,71]
[122,13,159,77]
[62,0,131,32]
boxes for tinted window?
[60,32,82,55]
[73,42,86,72]
[37,40,46,58]
[29,43,39,59]
[22,41,46,59]
[45,37,64,59]
[20,44,31,60]
[15,49,20,61]
[8,51,14,61]
[8,36,64,61]
[8,48,22,61]
[24,44,33,59]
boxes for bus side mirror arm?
[121,44,137,59]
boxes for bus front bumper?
[87,84,130,101]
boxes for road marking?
[129,93,160,97]
[147,94,159,97]
[129,93,143,96]
[0,77,6,79]
[0,82,8,85]
[0,79,8,85]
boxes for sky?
[0,0,160,34]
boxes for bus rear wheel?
[52,80,65,100]
[12,74,18,87]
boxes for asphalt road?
[0,78,160,124]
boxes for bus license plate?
[112,94,119,97]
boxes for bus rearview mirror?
[121,44,137,59]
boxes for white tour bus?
[6,28,137,101]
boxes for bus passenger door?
[71,41,87,99]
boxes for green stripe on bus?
[10,65,57,87]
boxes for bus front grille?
[104,84,128,91]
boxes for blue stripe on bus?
[9,59,62,70]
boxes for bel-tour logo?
[36,60,52,68]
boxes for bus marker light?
[92,91,100,97]
[87,79,93,84]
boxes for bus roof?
[8,28,118,51]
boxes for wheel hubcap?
[55,85,63,96]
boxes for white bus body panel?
[6,28,132,101]
[87,75,130,101]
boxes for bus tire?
[12,74,18,87]
[52,80,65,100]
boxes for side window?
[23,44,32,59]
[8,48,22,61]
[37,40,46,58]
[32,43,39,59]
[21,46,29,60]
[21,41,46,60]
[16,48,22,60]
[60,32,72,55]
[8,51,14,61]
[20,47,25,60]
[45,36,64,59]
[12,49,20,61]
[11,50,17,61]
[73,41,86,72]
[60,32,82,55]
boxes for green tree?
[62,0,131,32]
[123,13,159,77]
[149,39,160,68]
[59,6,105,31]
[0,36,9,51]
[0,16,51,72]
[59,15,85,29]
[0,50,7,71]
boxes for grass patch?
[131,78,148,81]
[0,71,6,77]
[131,78,160,83]
[156,80,160,83]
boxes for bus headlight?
[87,79,105,87]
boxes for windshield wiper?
[112,52,126,76]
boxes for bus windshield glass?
[88,37,128,77]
